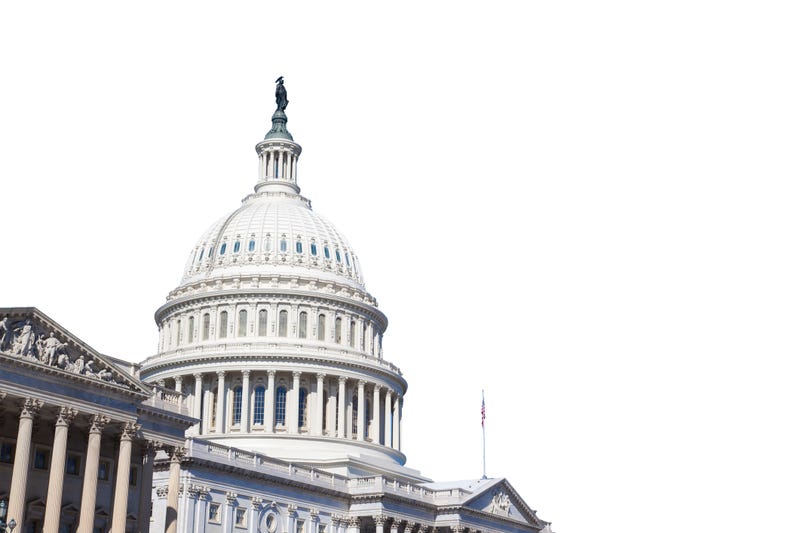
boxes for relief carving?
[489,490,512,516]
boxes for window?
[248,239,256,252]
[257,309,268,336]
[324,245,330,259]
[352,393,359,436]
[317,314,326,341]
[361,323,367,351]
[235,508,247,528]
[66,453,81,475]
[335,249,341,263]
[335,317,342,343]
[275,386,287,426]
[278,310,288,337]
[265,514,277,533]
[295,240,303,253]
[208,503,221,523]
[188,316,195,343]
[238,309,247,337]
[265,234,272,252]
[280,238,287,252]
[219,311,228,339]
[233,240,241,253]
[98,459,111,480]
[296,519,305,533]
[0,440,14,463]
[176,319,182,346]
[202,313,210,340]
[198,248,204,262]
[34,447,50,470]
[253,386,265,425]
[345,252,350,266]
[319,525,326,533]
[232,386,242,425]
[220,242,227,255]
[298,388,308,428]
[298,312,307,339]
[310,242,318,256]
[349,320,356,347]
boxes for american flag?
[481,393,486,427]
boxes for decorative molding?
[225,491,238,504]
[489,490,512,517]
[88,413,110,433]
[373,515,388,526]
[120,421,141,440]
[55,406,78,426]
[250,496,263,509]
[19,397,43,418]
[156,486,169,498]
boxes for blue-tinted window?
[324,246,330,259]
[311,243,318,256]
[280,239,287,252]
[298,388,308,427]
[253,386,265,425]
[275,386,287,425]
[198,249,204,262]
[210,246,215,257]
[232,386,242,424]
[233,241,240,253]
[335,249,341,263]
[220,243,227,256]
[248,240,255,252]
[345,253,350,266]
[296,241,303,253]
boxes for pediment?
[0,307,149,394]
[462,478,547,528]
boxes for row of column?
[173,371,401,449]
[259,148,299,183]
[2,396,183,533]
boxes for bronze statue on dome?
[275,76,288,111]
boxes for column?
[289,371,301,433]
[313,374,325,436]
[216,371,226,433]
[174,375,183,394]
[165,447,185,533]
[357,380,365,441]
[265,370,276,433]
[389,520,399,533]
[286,504,297,533]
[111,422,140,533]
[392,396,401,450]
[241,370,251,433]
[78,414,110,533]
[278,151,284,179]
[249,498,262,533]
[8,398,43,528]
[373,515,388,533]
[194,488,210,533]
[384,390,392,446]
[224,492,237,533]
[193,373,203,434]
[347,517,361,533]
[337,377,347,438]
[181,486,197,533]
[137,442,158,533]
[371,386,381,442]
[43,406,78,533]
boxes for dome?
[179,191,366,293]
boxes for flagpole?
[481,389,487,479]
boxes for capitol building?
[0,81,552,533]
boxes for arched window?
[335,249,342,263]
[248,239,256,252]
[232,386,243,425]
[202,313,210,340]
[233,240,241,253]
[265,234,272,252]
[296,240,303,254]
[210,388,218,430]
[188,316,195,343]
[275,386,287,426]
[278,310,288,337]
[298,387,308,428]
[219,311,228,339]
[349,320,356,348]
[323,391,329,431]
[176,319,182,346]
[345,252,350,267]
[298,312,308,339]
[324,245,330,259]
[361,322,367,351]
[335,317,342,343]
[238,309,247,337]
[253,386,265,425]
[310,242,318,256]
[198,248,204,262]
[220,242,227,256]
[280,238,287,253]
[258,309,268,336]
[317,314,326,341]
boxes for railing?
[190,439,468,502]
[141,384,189,415]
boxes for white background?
[2,2,799,532]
